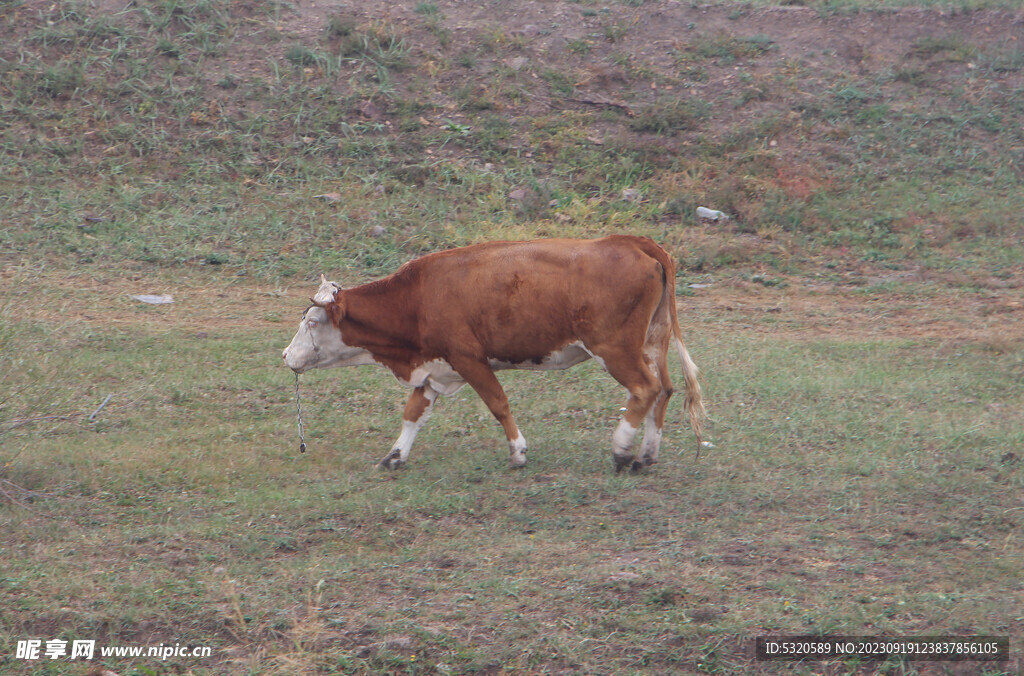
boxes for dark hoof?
[629,460,647,474]
[377,450,404,470]
[614,454,635,473]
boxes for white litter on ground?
[131,294,174,305]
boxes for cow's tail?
[675,334,705,453]
[639,237,706,451]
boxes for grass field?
[2,0,1023,673]
[2,271,1021,674]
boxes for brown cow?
[282,236,705,472]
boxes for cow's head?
[282,275,360,372]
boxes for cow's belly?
[488,341,592,371]
[405,359,468,395]
[403,342,593,395]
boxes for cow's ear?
[323,291,346,324]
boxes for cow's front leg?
[378,385,438,469]
[448,356,527,468]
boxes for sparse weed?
[568,38,593,55]
[629,97,709,134]
[333,20,410,71]
[284,44,322,67]
[34,62,86,98]
[541,68,575,95]
[983,44,1024,73]
[911,34,974,60]
[676,33,775,67]
[325,15,356,38]
[603,21,631,43]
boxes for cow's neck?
[338,280,421,377]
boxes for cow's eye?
[307,319,319,329]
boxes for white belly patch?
[400,342,593,394]
[488,341,592,371]
[404,359,468,395]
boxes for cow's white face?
[282,276,374,372]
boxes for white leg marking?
[508,431,528,468]
[392,419,426,464]
[612,419,639,471]
[381,387,438,468]
[640,416,663,464]
[613,420,638,455]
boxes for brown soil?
[265,1,1024,122]
[9,0,1021,153]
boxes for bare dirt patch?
[685,279,1024,345]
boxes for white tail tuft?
[675,338,705,449]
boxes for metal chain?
[295,372,306,453]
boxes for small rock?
[508,188,529,201]
[357,100,382,120]
[689,606,725,623]
[697,206,728,221]
[508,56,529,71]
[511,25,540,37]
[621,188,641,202]
[383,635,417,651]
[369,225,387,238]
[608,571,642,583]
[131,294,173,305]
[313,192,341,202]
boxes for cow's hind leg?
[599,351,663,473]
[378,385,438,469]
[639,354,673,468]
